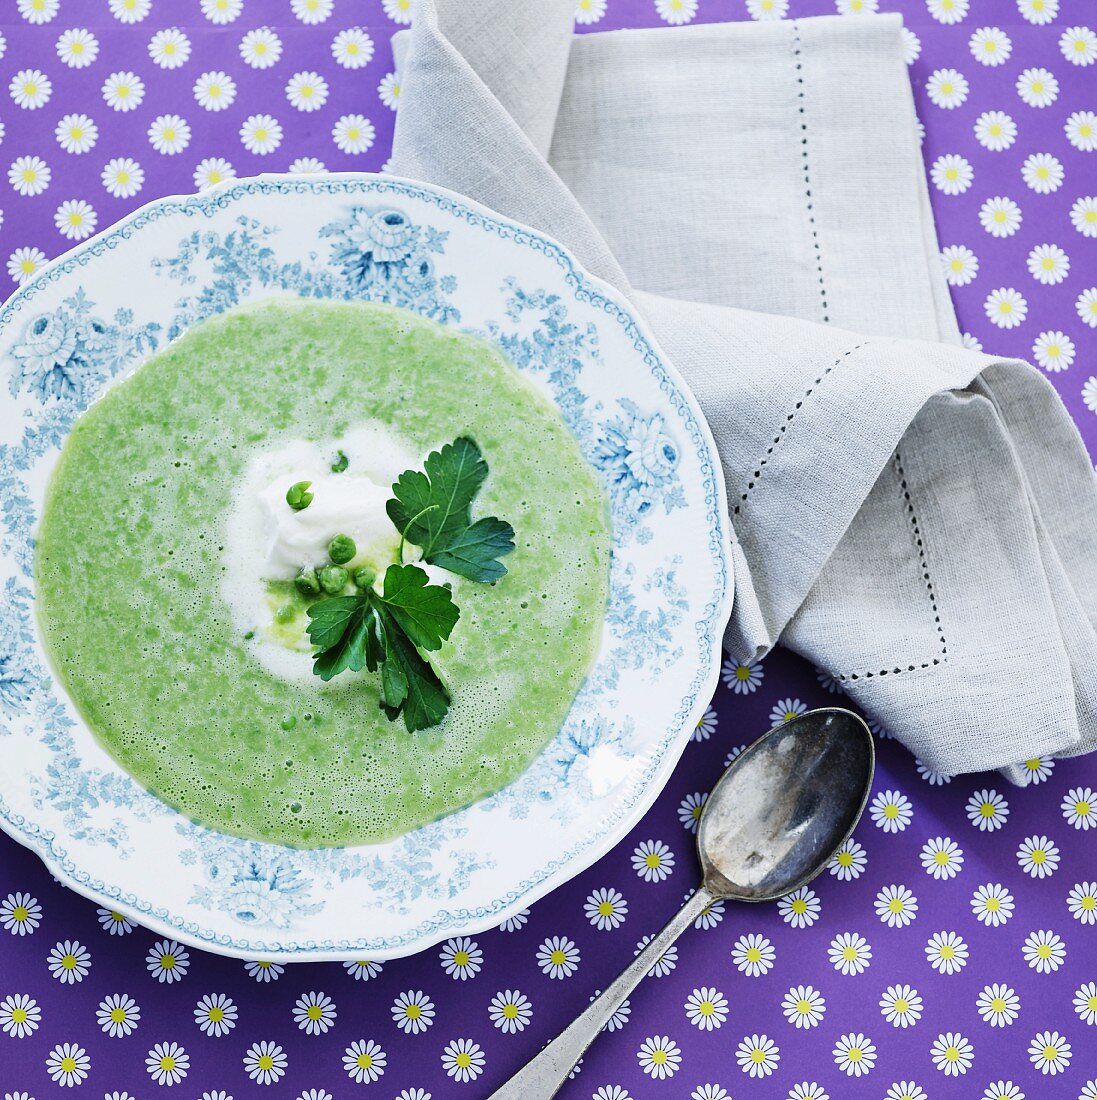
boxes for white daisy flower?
[885,1083,927,1100]
[931,153,973,195]
[1033,330,1074,371]
[925,930,968,974]
[57,28,99,67]
[18,0,59,23]
[927,0,968,24]
[961,332,983,351]
[937,243,981,288]
[635,1033,681,1079]
[971,882,1015,926]
[684,986,728,1031]
[293,0,334,21]
[293,991,337,1035]
[1079,288,1097,328]
[1017,834,1060,878]
[585,887,628,930]
[1071,196,1097,237]
[1085,376,1097,411]
[498,909,529,932]
[977,982,1020,1027]
[49,939,91,983]
[632,839,675,882]
[677,791,707,833]
[901,26,922,63]
[441,1038,485,1083]
[102,71,144,112]
[927,68,969,109]
[97,992,140,1037]
[880,984,922,1028]
[145,940,188,983]
[875,884,919,927]
[240,114,283,155]
[391,989,435,1034]
[1018,0,1058,24]
[0,892,42,935]
[837,0,879,13]
[985,287,1028,328]
[538,935,581,979]
[148,28,191,68]
[982,1082,1023,1100]
[834,1031,876,1077]
[592,1089,633,1100]
[332,114,375,154]
[109,0,151,22]
[202,0,244,23]
[1020,152,1063,195]
[1027,244,1069,285]
[332,27,374,69]
[932,1031,973,1075]
[692,893,726,930]
[919,837,963,881]
[980,196,1023,237]
[101,157,144,197]
[828,839,867,880]
[1068,880,1097,924]
[870,789,913,832]
[240,28,283,69]
[692,704,718,741]
[1063,25,1097,65]
[576,0,608,23]
[1022,928,1065,972]
[342,958,382,982]
[394,1091,428,1100]
[1017,67,1058,108]
[0,993,41,1038]
[634,933,677,977]
[970,26,1011,65]
[816,667,845,693]
[915,761,950,787]
[968,787,1012,827]
[46,1042,91,1087]
[975,111,1017,151]
[1074,981,1097,1024]
[147,1041,189,1086]
[244,959,283,983]
[97,908,135,935]
[722,657,764,693]
[768,698,807,726]
[285,70,329,113]
[194,71,236,112]
[440,936,483,980]
[779,885,821,928]
[488,989,532,1033]
[194,992,237,1036]
[378,72,402,110]
[149,114,192,155]
[737,1033,779,1078]
[1066,110,1097,151]
[691,1087,731,1100]
[288,156,326,175]
[1062,785,1097,829]
[1021,755,1055,784]
[1029,1030,1070,1074]
[193,157,235,190]
[10,68,51,110]
[829,931,872,974]
[783,984,826,1029]
[244,1040,287,1085]
[732,932,776,976]
[8,246,48,284]
[723,744,746,767]
[747,0,790,17]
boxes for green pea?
[331,450,349,473]
[274,603,297,624]
[285,480,313,510]
[294,566,321,597]
[317,564,349,594]
[353,565,376,589]
[328,533,357,565]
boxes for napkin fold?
[389,2,1097,778]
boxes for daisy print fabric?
[2,0,1097,1097]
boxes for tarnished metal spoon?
[489,707,875,1099]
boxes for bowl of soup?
[0,174,731,960]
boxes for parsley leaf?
[387,437,515,582]
[306,595,376,682]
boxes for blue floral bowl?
[0,174,732,960]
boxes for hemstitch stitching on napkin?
[733,341,870,516]
[835,449,949,683]
[791,21,830,326]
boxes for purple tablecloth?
[2,1,1096,1097]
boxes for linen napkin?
[387,1,1097,779]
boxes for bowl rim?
[0,171,734,960]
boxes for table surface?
[1,1,1096,1098]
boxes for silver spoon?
[488,706,875,1099]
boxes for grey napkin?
[388,1,1097,779]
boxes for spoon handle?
[487,885,715,1100]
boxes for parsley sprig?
[304,437,515,732]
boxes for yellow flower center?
[11,1008,28,1024]
[1031,81,1044,93]
[939,945,955,960]
[550,949,567,965]
[889,898,904,913]
[208,170,222,183]
[651,1048,668,1064]
[163,128,176,140]
[999,301,1013,313]
[984,41,997,52]
[116,170,130,183]
[945,1046,960,1062]
[117,85,131,97]
[894,998,909,1012]
[347,127,361,140]
[346,42,359,55]
[62,954,78,969]
[61,1057,77,1072]
[597,901,615,916]
[934,850,950,865]
[208,1006,224,1022]
[1047,345,1061,357]
[645,853,662,868]
[258,1055,274,1071]
[1042,257,1056,270]
[356,1053,372,1069]
[12,906,28,921]
[883,803,899,818]
[1043,1045,1058,1060]
[1074,39,1087,51]
[307,1004,323,1020]
[453,950,469,966]
[698,1000,715,1015]
[111,1007,127,1022]
[1085,210,1097,223]
[990,124,1002,136]
[838,851,853,866]
[1082,895,1096,910]
[746,947,762,962]
[164,42,176,54]
[255,42,268,54]
[792,898,807,913]
[1030,848,1046,863]
[456,1052,472,1068]
[254,127,268,140]
[797,999,813,1014]
[160,1056,176,1071]
[503,1003,519,1018]
[735,665,751,681]
[72,42,85,53]
[1074,800,1091,816]
[940,82,955,95]
[1088,996,1097,1011]
[842,946,857,961]
[847,1047,863,1062]
[300,85,314,97]
[980,802,996,816]
[160,955,175,969]
[985,896,1001,911]
[1036,943,1052,958]
[991,997,1006,1011]
[946,167,958,180]
[405,1004,421,1019]
[20,259,36,274]
[750,1048,766,1064]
